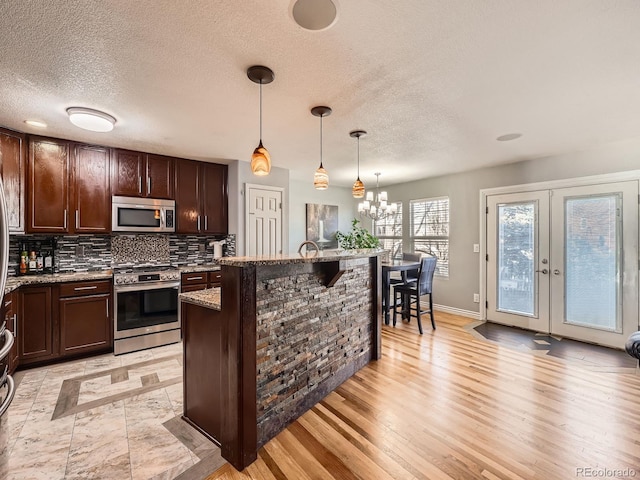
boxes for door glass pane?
[497,203,536,316]
[564,195,620,331]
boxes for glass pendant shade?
[311,106,332,190]
[352,178,365,198]
[251,141,271,176]
[247,65,275,176]
[314,165,329,190]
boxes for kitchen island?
[179,250,382,470]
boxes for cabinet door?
[201,163,228,234]
[19,286,54,363]
[59,293,111,356]
[72,144,111,233]
[111,149,144,197]
[28,137,70,233]
[146,154,174,199]
[175,159,201,233]
[0,127,26,233]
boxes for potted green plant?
[335,219,380,249]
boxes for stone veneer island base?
[179,251,382,471]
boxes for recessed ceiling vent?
[291,0,338,31]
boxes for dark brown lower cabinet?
[19,286,56,365]
[59,292,111,357]
[182,301,223,444]
[18,280,113,366]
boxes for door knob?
[553,269,561,275]
[535,269,548,274]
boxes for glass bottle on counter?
[20,248,27,274]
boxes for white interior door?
[485,181,639,348]
[486,191,550,332]
[549,182,638,348]
[246,185,283,256]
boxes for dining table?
[381,259,421,325]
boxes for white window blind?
[411,197,449,276]
[374,202,403,259]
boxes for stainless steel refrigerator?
[0,176,15,463]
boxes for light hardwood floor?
[206,313,640,480]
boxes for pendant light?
[311,106,332,190]
[350,130,366,198]
[247,65,275,176]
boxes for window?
[374,202,403,259]
[411,197,449,276]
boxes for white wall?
[288,180,359,252]
[384,137,640,314]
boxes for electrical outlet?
[473,243,480,253]
[75,245,85,257]
[199,244,205,252]
[473,293,480,303]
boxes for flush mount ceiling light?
[66,107,116,132]
[291,0,337,31]
[350,130,366,198]
[247,65,275,176]
[24,119,47,128]
[496,132,522,142]
[311,106,332,190]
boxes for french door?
[486,181,638,349]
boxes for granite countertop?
[219,249,383,267]
[179,287,221,310]
[177,264,221,273]
[5,270,114,294]
[3,264,223,295]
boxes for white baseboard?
[434,304,481,320]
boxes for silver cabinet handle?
[74,285,97,291]
[147,177,151,195]
[535,269,548,274]
[139,176,142,194]
[63,209,67,229]
[186,276,203,281]
[197,216,201,231]
[12,314,16,339]
[553,269,561,275]
[106,298,109,318]
[205,215,208,231]
[75,210,79,228]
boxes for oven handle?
[114,281,180,293]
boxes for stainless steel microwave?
[112,196,175,233]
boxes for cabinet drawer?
[181,273,208,286]
[59,279,111,298]
[208,271,222,286]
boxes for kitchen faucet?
[297,240,319,256]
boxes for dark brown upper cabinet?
[111,149,174,199]
[27,136,71,233]
[175,160,227,235]
[28,137,111,234]
[72,144,111,233]
[0,127,26,233]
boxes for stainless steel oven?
[113,269,181,355]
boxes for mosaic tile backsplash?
[8,234,236,275]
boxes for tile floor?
[0,342,225,480]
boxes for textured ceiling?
[1,0,639,188]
